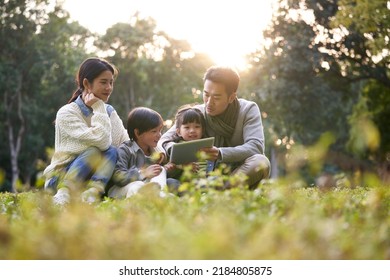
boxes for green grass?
[1,180,390,260]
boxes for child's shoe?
[81,187,101,204]
[81,181,105,204]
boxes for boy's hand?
[164,162,176,172]
[144,164,163,178]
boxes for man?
[160,66,270,189]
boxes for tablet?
[169,137,215,165]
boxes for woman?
[43,57,129,205]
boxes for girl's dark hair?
[68,57,118,103]
[175,104,206,136]
[127,107,163,140]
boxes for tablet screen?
[169,137,215,164]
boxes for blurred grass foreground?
[1,178,389,259]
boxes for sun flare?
[62,0,274,69]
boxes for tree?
[0,0,50,191]
[95,14,213,121]
[0,0,90,191]
[25,5,93,188]
[305,0,390,172]
[336,0,389,55]
[246,0,390,180]
[306,0,390,87]
[247,0,354,146]
[95,16,156,118]
[245,0,358,179]
[347,79,390,182]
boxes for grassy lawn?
[1,178,389,260]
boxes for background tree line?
[243,0,389,183]
[1,0,389,192]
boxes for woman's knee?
[83,146,101,156]
[75,146,102,165]
[104,146,118,162]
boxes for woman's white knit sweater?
[43,98,129,178]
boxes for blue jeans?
[46,146,117,191]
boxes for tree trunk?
[4,73,25,193]
[129,74,136,109]
[378,161,390,185]
[270,146,279,179]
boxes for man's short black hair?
[203,66,240,95]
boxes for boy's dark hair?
[203,66,240,95]
[127,107,163,140]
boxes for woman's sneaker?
[53,188,70,205]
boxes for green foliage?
[247,0,356,148]
[306,0,390,88]
[95,15,213,121]
[246,0,390,180]
[0,0,91,189]
[285,132,336,177]
[348,80,390,161]
[334,0,390,57]
[1,181,390,259]
[0,1,212,190]
[347,98,380,157]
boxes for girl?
[108,107,168,198]
[163,104,214,180]
[43,57,129,205]
[173,104,206,143]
